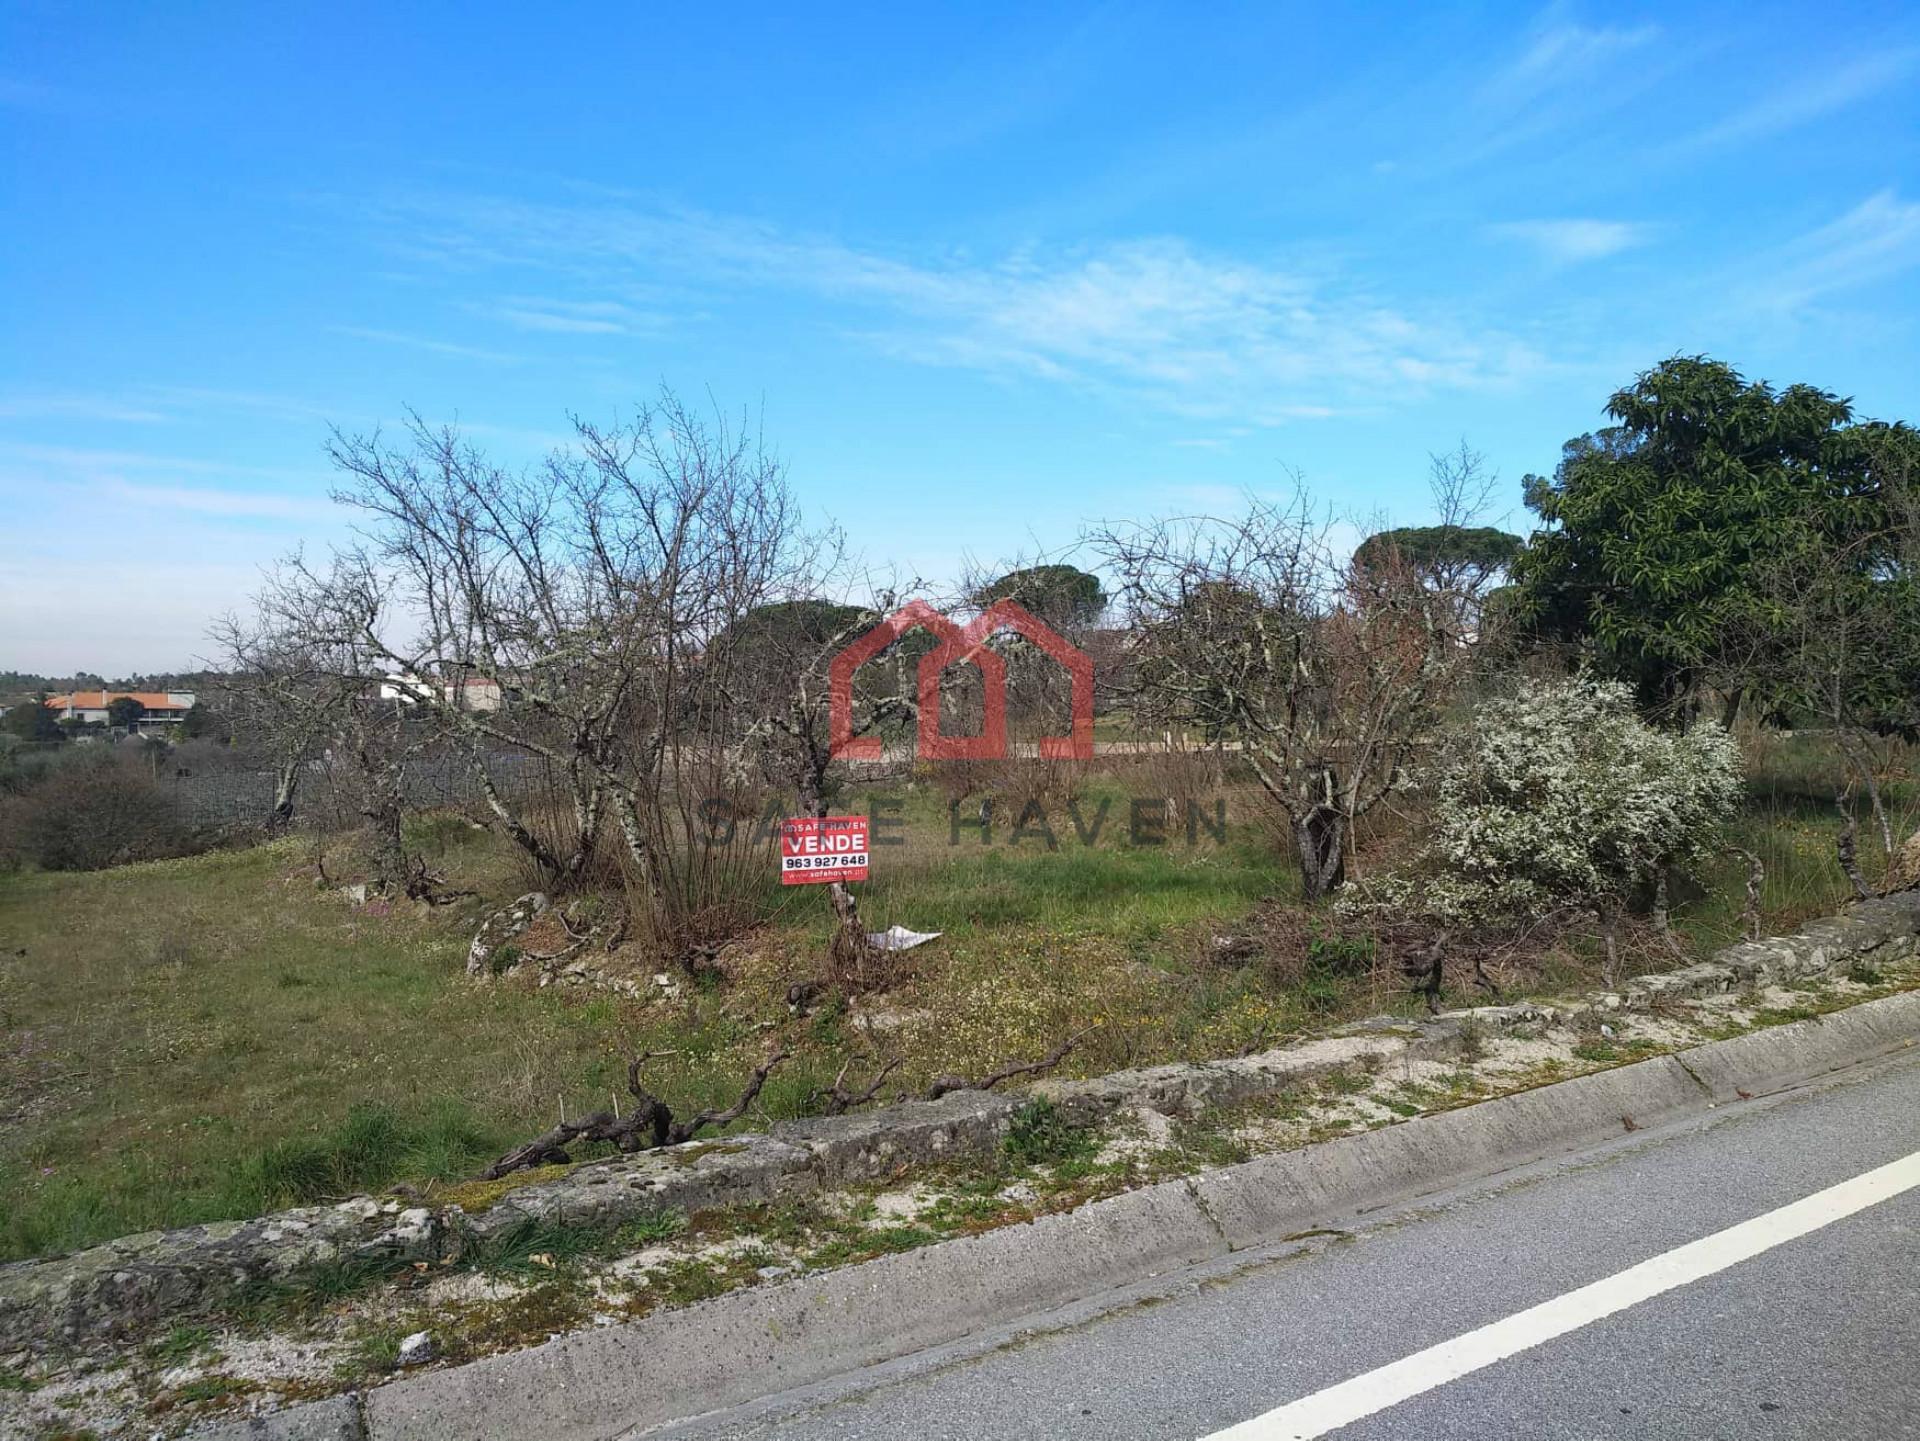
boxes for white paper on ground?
[866,925,943,951]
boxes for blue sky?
[2,2,1917,675]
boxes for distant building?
[445,676,508,712]
[44,690,196,727]
[377,672,511,712]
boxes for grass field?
[0,740,1911,1263]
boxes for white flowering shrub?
[1342,677,1743,930]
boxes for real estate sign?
[779,815,870,885]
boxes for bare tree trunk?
[826,880,871,986]
[607,787,673,951]
[1865,772,1894,859]
[367,794,408,893]
[1650,867,1684,955]
[1837,731,1894,857]
[268,760,301,833]
[470,750,569,882]
[1294,804,1347,900]
[1836,795,1871,900]
[1738,848,1765,940]
[1600,902,1621,989]
[567,772,603,882]
[798,772,872,985]
[1719,688,1742,731]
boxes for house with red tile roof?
[44,690,197,728]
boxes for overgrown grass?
[0,737,1907,1263]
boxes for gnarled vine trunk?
[1294,803,1347,900]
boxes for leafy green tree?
[1352,525,1522,589]
[1,694,62,743]
[1725,420,1920,859]
[1512,356,1894,717]
[180,699,230,741]
[722,599,868,658]
[106,696,147,729]
[971,564,1108,628]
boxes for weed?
[1296,975,1344,1014]
[438,1279,592,1351]
[144,1324,216,1365]
[1306,928,1375,976]
[917,1190,1008,1230]
[344,1327,403,1375]
[1451,1016,1490,1063]
[1169,1113,1253,1167]
[614,1209,688,1247]
[157,1373,255,1408]
[231,1252,410,1323]
[1003,1098,1095,1167]
[644,1257,739,1306]
[473,1217,608,1272]
[1318,1068,1370,1097]
[860,1223,941,1255]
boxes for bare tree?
[321,392,822,964]
[217,555,433,893]
[212,604,356,834]
[722,583,922,987]
[1091,492,1473,899]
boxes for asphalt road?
[660,1051,1920,1441]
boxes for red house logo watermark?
[828,599,1094,761]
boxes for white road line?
[1201,1148,1920,1441]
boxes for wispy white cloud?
[328,326,523,363]
[0,465,339,672]
[102,479,337,522]
[488,297,660,335]
[1760,190,1920,311]
[787,235,1545,421]
[0,441,323,484]
[1482,13,1659,105]
[143,386,346,423]
[0,392,171,424]
[374,195,1544,424]
[1684,49,1918,151]
[1492,219,1653,264]
[0,385,347,426]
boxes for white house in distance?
[376,673,508,712]
[44,690,197,727]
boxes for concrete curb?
[195,988,1920,1441]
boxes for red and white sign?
[779,815,870,885]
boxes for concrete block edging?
[204,987,1920,1441]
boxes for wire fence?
[152,749,564,832]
